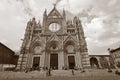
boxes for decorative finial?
[53,3,56,8]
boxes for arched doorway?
[68,56,75,69]
[30,41,43,70]
[64,41,76,69]
[50,54,58,69]
[32,46,41,70]
[48,41,59,69]
[32,57,40,70]
[90,57,99,68]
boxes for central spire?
[53,3,56,8]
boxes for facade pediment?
[32,34,41,42]
[48,7,62,18]
[31,34,45,47]
[47,33,61,42]
[64,34,77,45]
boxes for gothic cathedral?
[17,6,90,70]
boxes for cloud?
[0,0,120,55]
[0,0,29,51]
[55,0,62,5]
[16,0,33,16]
[99,18,120,41]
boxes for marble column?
[64,52,67,69]
[44,52,50,68]
[75,52,82,69]
[40,52,45,68]
[58,52,64,69]
[27,53,33,68]
[97,57,102,68]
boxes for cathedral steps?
[51,70,72,76]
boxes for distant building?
[89,54,114,69]
[17,5,90,70]
[108,47,120,68]
[0,42,19,70]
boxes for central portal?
[50,54,58,69]
[33,57,40,70]
[68,56,75,69]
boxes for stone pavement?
[0,69,120,80]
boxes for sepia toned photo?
[0,0,120,80]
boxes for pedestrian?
[72,69,74,75]
[48,68,51,76]
[25,68,28,73]
[46,70,48,76]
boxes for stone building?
[108,47,120,68]
[17,6,90,70]
[89,54,113,69]
[0,42,18,71]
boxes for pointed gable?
[47,33,61,42]
[48,7,62,18]
[31,34,45,45]
[64,34,77,44]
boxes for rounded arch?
[90,57,99,69]
[64,40,76,53]
[30,41,43,53]
[64,40,75,45]
[47,40,60,51]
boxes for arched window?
[64,41,75,54]
[50,43,58,50]
[34,46,41,54]
[66,45,74,53]
[90,57,99,68]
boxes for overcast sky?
[0,0,120,55]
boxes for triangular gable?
[31,34,45,46]
[64,34,77,44]
[48,7,62,18]
[47,33,61,42]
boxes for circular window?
[50,43,58,50]
[49,23,61,32]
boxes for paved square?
[0,70,120,80]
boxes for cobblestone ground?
[0,69,120,80]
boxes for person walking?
[72,69,74,75]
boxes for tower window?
[67,29,75,34]
[39,30,41,33]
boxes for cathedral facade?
[17,6,90,70]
